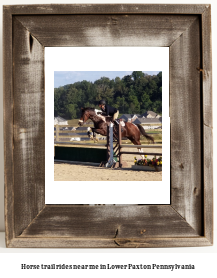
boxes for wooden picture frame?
[3,4,213,248]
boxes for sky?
[54,71,160,88]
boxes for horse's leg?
[128,138,145,159]
[92,128,98,142]
[93,128,107,136]
[87,127,94,140]
[138,148,145,160]
[87,127,98,142]
[123,123,145,159]
[90,128,100,142]
[90,128,107,142]
[136,143,145,160]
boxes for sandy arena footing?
[54,162,162,181]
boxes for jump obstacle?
[100,122,162,168]
[54,123,162,167]
[54,124,107,164]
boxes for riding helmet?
[99,100,106,105]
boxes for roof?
[121,114,141,119]
[134,117,162,124]
[121,114,133,118]
[141,111,159,118]
[54,116,67,122]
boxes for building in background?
[134,117,162,129]
[141,111,161,118]
[54,116,68,125]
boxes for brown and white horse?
[78,108,154,157]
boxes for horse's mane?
[83,107,95,111]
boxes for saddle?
[114,118,125,126]
[112,118,125,133]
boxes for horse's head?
[78,107,94,126]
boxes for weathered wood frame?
[3,4,212,248]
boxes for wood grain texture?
[12,17,45,237]
[16,15,197,47]
[8,236,212,248]
[3,4,213,248]
[201,6,213,245]
[3,7,14,247]
[202,6,212,129]
[4,4,207,15]
[170,17,202,234]
[20,205,198,238]
[203,125,213,243]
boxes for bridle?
[79,110,90,124]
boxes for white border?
[45,47,170,204]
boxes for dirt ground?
[54,147,162,181]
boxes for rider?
[98,100,119,123]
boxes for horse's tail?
[136,124,155,144]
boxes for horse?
[78,107,154,158]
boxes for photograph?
[54,71,163,182]
[45,47,170,205]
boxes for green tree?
[66,104,77,119]
[132,71,144,81]
[54,71,162,118]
